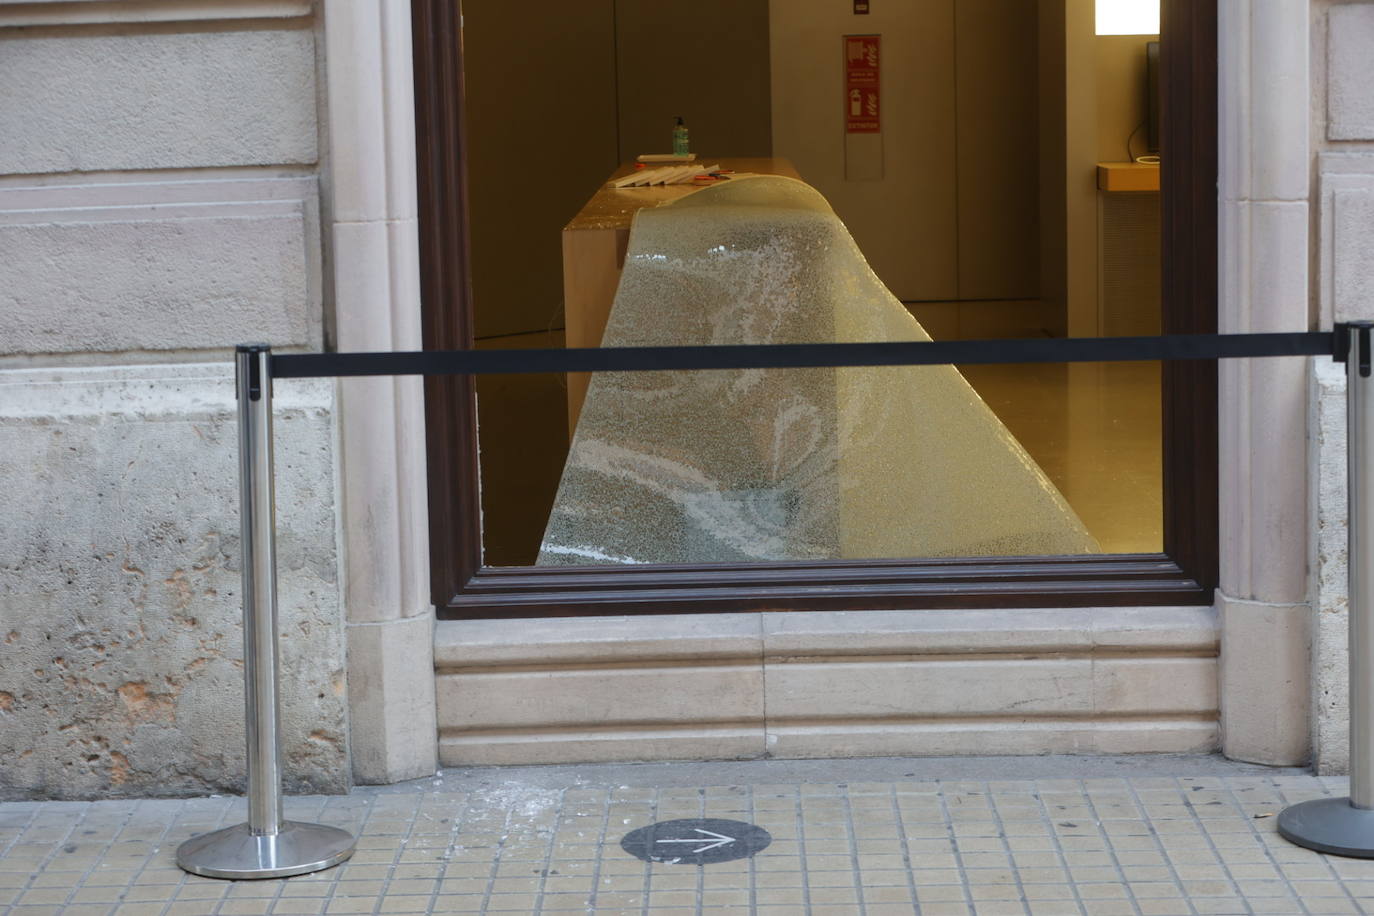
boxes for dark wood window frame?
[411,0,1218,620]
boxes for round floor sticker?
[620,818,772,865]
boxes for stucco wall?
[0,1,342,797]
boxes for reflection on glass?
[537,177,1099,566]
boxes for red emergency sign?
[844,35,880,134]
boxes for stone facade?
[1300,2,1374,775]
[4,0,1374,796]
[0,0,436,798]
[0,368,344,798]
[1,2,373,799]
[0,178,321,356]
[0,28,317,174]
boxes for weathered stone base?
[1313,358,1352,775]
[0,365,347,799]
[347,611,438,784]
[1218,594,1311,767]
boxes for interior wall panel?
[955,0,1041,302]
[770,0,959,302]
[462,0,620,339]
[614,0,773,162]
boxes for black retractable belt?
[272,330,1336,379]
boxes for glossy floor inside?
[960,362,1162,555]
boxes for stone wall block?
[324,1,387,223]
[1245,357,1313,599]
[338,376,404,624]
[438,663,764,731]
[1248,0,1308,200]
[379,0,420,222]
[1313,359,1351,774]
[1248,202,1312,330]
[1328,4,1374,141]
[761,608,1095,656]
[0,28,317,174]
[0,367,346,798]
[1217,0,1251,203]
[347,614,437,784]
[436,609,1218,766]
[0,1,312,27]
[1218,199,1308,334]
[332,220,395,352]
[1091,658,1219,716]
[436,613,764,667]
[1218,594,1311,766]
[764,657,1095,720]
[1219,356,1311,603]
[1217,359,1248,587]
[1217,199,1248,329]
[332,210,429,623]
[0,199,317,356]
[1334,189,1374,323]
[765,720,1218,760]
[1217,194,1310,604]
[1319,156,1374,329]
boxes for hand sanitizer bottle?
[672,116,690,157]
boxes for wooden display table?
[562,156,801,432]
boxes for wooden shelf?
[1097,161,1160,192]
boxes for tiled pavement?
[2,754,1374,915]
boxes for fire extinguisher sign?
[844,35,880,134]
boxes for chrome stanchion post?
[176,345,356,880]
[241,341,283,838]
[1280,321,1374,857]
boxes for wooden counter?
[562,156,801,432]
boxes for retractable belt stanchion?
[1280,321,1374,858]
[156,329,1347,876]
[176,345,356,880]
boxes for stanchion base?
[176,820,355,879]
[1278,797,1374,858]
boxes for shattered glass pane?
[538,177,1099,565]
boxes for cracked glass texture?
[537,176,1099,565]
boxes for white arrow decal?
[654,828,736,854]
